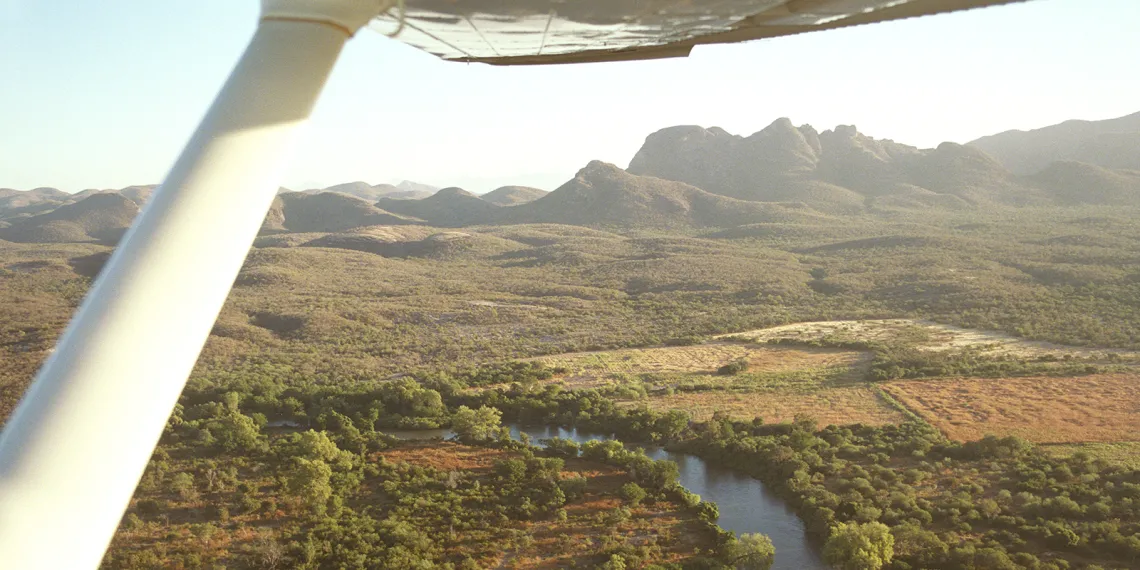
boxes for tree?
[377,378,447,419]
[451,405,502,442]
[717,358,749,376]
[222,391,242,413]
[696,501,720,523]
[558,475,587,500]
[291,430,354,466]
[823,522,894,570]
[288,458,333,515]
[253,536,286,570]
[619,482,647,506]
[655,409,691,440]
[599,554,627,570]
[890,524,947,568]
[542,437,580,458]
[725,533,776,570]
[170,472,197,501]
[207,410,262,452]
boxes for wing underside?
[371,0,1028,65]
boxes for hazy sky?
[2,0,1138,193]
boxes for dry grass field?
[527,341,911,426]
[727,319,1140,360]
[883,373,1140,443]
[1041,442,1140,469]
[535,342,865,388]
[628,385,906,425]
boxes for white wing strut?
[0,2,388,568]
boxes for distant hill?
[506,161,826,229]
[372,185,432,200]
[320,181,386,201]
[480,186,548,206]
[377,187,501,227]
[301,228,518,260]
[627,118,1047,209]
[0,187,71,219]
[315,182,430,201]
[969,111,1140,174]
[0,192,138,244]
[1023,161,1140,205]
[396,180,440,196]
[263,192,416,234]
[118,185,157,206]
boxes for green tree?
[619,482,647,506]
[291,430,354,466]
[451,405,502,442]
[288,458,333,515]
[655,409,691,440]
[696,501,720,523]
[823,522,894,570]
[170,472,196,501]
[542,437,580,458]
[599,554,627,570]
[222,391,242,413]
[725,533,776,570]
[206,410,262,452]
[890,524,947,568]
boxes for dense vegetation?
[104,386,746,569]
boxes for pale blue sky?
[2,0,1138,193]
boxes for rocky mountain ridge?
[4,111,1137,244]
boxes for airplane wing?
[372,0,1028,65]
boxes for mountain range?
[2,111,1137,246]
[968,111,1140,174]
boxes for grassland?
[728,318,1140,361]
[1040,441,1140,469]
[632,385,904,425]
[521,341,908,425]
[534,343,864,386]
[882,373,1140,443]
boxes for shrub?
[717,358,749,376]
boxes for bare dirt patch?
[630,386,906,425]
[379,442,512,472]
[883,373,1140,443]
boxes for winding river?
[382,424,829,569]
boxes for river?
[381,424,829,569]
